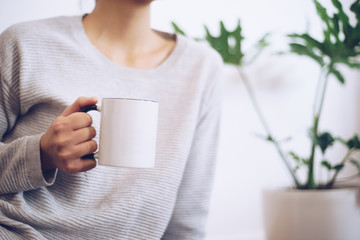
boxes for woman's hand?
[40,97,98,173]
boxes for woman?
[0,0,223,239]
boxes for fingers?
[55,139,96,159]
[57,140,98,173]
[62,158,97,173]
[61,96,98,117]
[67,140,97,172]
[71,127,97,144]
[66,112,93,130]
[73,140,98,159]
[41,96,99,174]
[78,159,97,172]
[53,113,93,132]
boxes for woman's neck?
[83,0,177,69]
[83,0,154,53]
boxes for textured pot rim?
[262,184,360,193]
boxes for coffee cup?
[81,98,158,168]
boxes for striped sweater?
[0,15,223,240]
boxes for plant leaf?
[331,0,343,10]
[336,135,360,150]
[310,131,335,153]
[256,33,271,48]
[333,163,344,171]
[266,135,275,142]
[328,67,345,84]
[289,151,301,163]
[350,0,360,22]
[289,33,326,53]
[288,42,324,66]
[321,160,332,170]
[335,56,360,68]
[289,0,360,84]
[332,13,340,39]
[344,61,360,68]
[313,0,332,37]
[171,22,186,36]
[245,33,271,65]
[347,135,360,149]
[204,20,244,65]
[289,152,309,165]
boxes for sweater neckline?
[72,15,185,75]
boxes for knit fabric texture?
[0,15,223,240]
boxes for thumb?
[61,96,98,117]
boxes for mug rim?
[102,98,157,103]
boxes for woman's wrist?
[40,134,56,173]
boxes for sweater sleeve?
[162,56,223,240]
[0,26,57,195]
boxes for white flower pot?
[262,187,360,240]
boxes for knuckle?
[54,136,70,147]
[77,96,86,103]
[55,145,64,154]
[84,113,93,125]
[58,150,72,160]
[88,140,98,152]
[53,119,67,133]
[76,96,88,108]
[75,113,92,126]
[57,146,75,159]
[61,159,82,173]
[90,127,97,138]
[54,137,62,146]
[63,163,76,173]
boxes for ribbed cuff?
[25,134,57,188]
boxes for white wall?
[1,0,359,239]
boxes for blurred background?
[1,0,359,239]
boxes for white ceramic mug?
[81,98,158,168]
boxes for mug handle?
[80,104,99,160]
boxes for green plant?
[172,0,360,189]
[287,0,360,189]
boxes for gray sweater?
[0,15,223,240]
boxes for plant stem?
[237,67,301,188]
[326,149,355,188]
[306,66,330,189]
[313,66,328,116]
[307,115,319,189]
[316,71,330,122]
